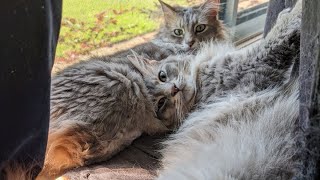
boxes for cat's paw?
[144,117,170,135]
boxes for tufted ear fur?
[127,50,160,76]
[199,0,220,18]
[159,0,178,23]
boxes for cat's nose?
[188,40,195,47]
[171,84,180,97]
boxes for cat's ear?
[159,0,177,22]
[145,59,160,66]
[200,0,220,18]
[127,51,159,75]
[127,50,160,66]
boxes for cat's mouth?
[182,43,198,54]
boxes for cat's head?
[158,0,225,52]
[128,54,196,129]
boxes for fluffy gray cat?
[37,55,196,179]
[157,0,303,179]
[38,1,302,179]
[110,0,228,61]
[37,1,226,178]
[154,0,227,53]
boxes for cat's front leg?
[143,116,170,135]
[81,115,169,166]
[82,128,143,165]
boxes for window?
[219,0,269,44]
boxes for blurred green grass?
[56,0,196,59]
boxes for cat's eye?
[173,29,184,37]
[195,24,206,33]
[158,70,167,82]
[157,97,166,111]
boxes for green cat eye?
[195,24,206,33]
[173,29,184,37]
[158,70,167,82]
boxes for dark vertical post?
[300,0,319,132]
[263,0,285,37]
[298,0,320,178]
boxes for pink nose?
[171,84,180,96]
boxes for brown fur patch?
[37,124,95,179]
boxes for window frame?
[219,0,269,44]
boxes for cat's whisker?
[174,97,179,129]
[175,95,186,128]
[176,96,180,118]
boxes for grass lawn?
[57,0,198,60]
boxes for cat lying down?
[158,0,304,179]
[37,54,196,179]
[37,0,227,179]
[38,0,302,179]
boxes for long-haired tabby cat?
[35,1,225,178]
[154,0,226,52]
[157,1,303,179]
[36,54,196,179]
[110,0,227,61]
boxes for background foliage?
[56,0,197,61]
